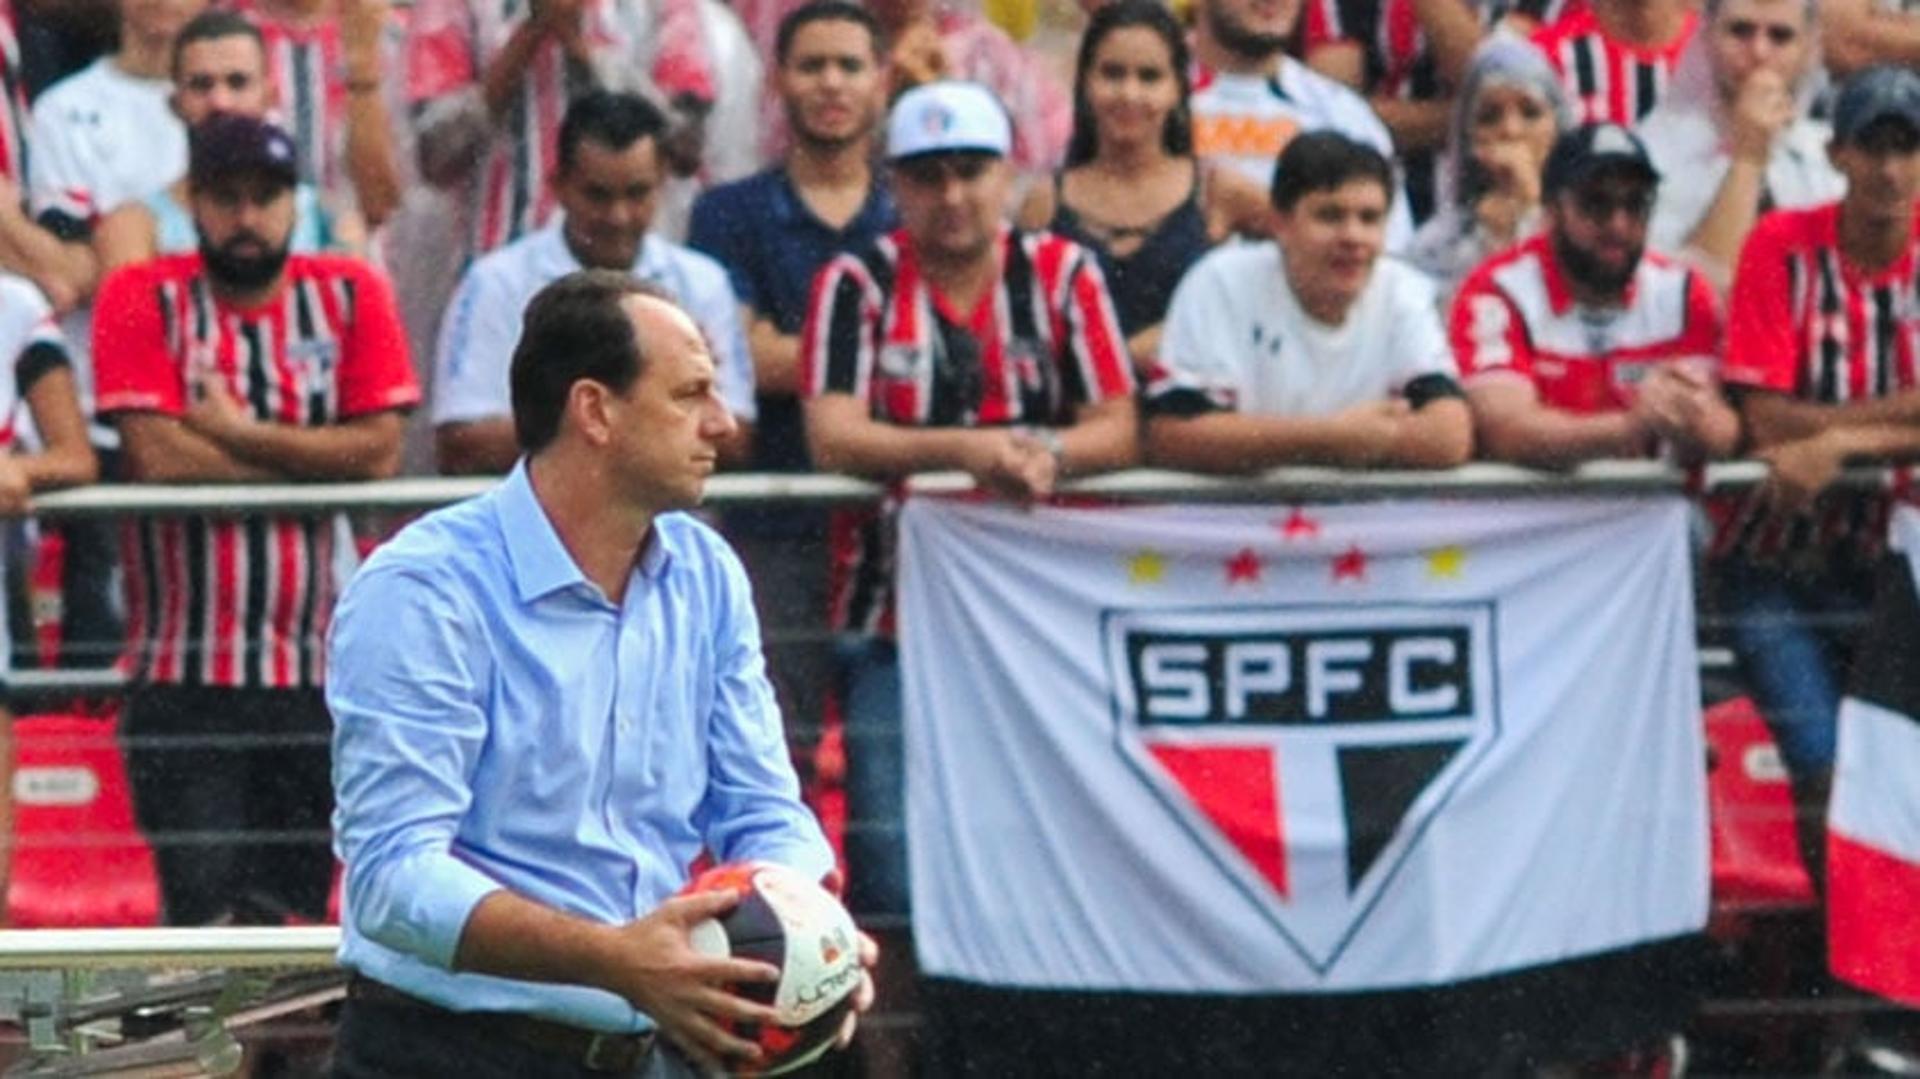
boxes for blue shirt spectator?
[690,167,895,472]
[329,461,834,1034]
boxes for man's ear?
[567,379,617,446]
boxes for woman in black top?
[1018,0,1267,372]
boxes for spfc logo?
[1102,603,1500,973]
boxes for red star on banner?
[1276,507,1320,540]
[1225,547,1264,585]
[1332,545,1368,582]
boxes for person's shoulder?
[692,168,783,221]
[656,511,748,583]
[0,272,51,318]
[1372,255,1441,310]
[1188,239,1278,287]
[1748,201,1835,254]
[650,235,737,294]
[355,492,503,590]
[1451,236,1541,306]
[100,252,199,295]
[293,252,390,284]
[33,58,111,115]
[1278,59,1391,145]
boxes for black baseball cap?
[1541,123,1659,195]
[188,113,299,189]
[1831,65,1920,145]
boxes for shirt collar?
[774,166,894,233]
[496,461,587,603]
[496,461,677,603]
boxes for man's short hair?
[556,91,669,176]
[775,0,883,65]
[510,271,678,453]
[1269,131,1394,212]
[171,10,265,81]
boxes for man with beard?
[1451,122,1740,466]
[1188,0,1412,250]
[91,113,419,925]
[432,91,753,475]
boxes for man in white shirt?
[433,91,754,475]
[1188,0,1413,251]
[1145,131,1472,472]
[1640,0,1840,287]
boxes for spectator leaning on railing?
[90,115,418,926]
[1713,65,1920,884]
[1143,131,1473,472]
[432,91,754,477]
[1451,123,1740,467]
[800,80,1138,919]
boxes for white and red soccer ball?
[680,861,863,1076]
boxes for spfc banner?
[897,497,1708,992]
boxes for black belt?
[347,974,657,1074]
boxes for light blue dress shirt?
[328,463,833,1033]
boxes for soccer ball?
[681,861,862,1076]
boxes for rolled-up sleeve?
[692,542,834,880]
[329,563,503,970]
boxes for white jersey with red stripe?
[1449,232,1722,416]
[0,273,69,681]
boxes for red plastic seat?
[1707,696,1814,908]
[9,712,160,927]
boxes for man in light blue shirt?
[329,270,867,1077]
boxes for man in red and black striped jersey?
[1716,66,1920,877]
[92,115,419,926]
[800,81,1137,916]
[1452,122,1741,466]
[1531,0,1699,127]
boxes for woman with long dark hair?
[1018,0,1266,369]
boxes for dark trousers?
[121,684,334,925]
[332,996,697,1079]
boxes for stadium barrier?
[0,461,1894,1073]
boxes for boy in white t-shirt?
[1145,131,1473,472]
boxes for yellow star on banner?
[1427,545,1467,580]
[1127,550,1168,585]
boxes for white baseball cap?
[886,81,1012,162]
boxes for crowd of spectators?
[0,0,1916,1067]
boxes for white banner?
[898,497,1708,992]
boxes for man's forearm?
[1744,390,1920,448]
[342,77,405,227]
[0,210,94,309]
[748,317,802,397]
[1474,407,1648,468]
[1058,400,1138,477]
[1145,412,1381,473]
[1683,157,1767,284]
[219,414,404,480]
[1389,400,1474,469]
[808,416,989,477]
[1371,97,1451,154]
[1414,0,1483,87]
[1824,0,1920,74]
[436,418,519,475]
[120,416,287,483]
[454,890,628,990]
[482,21,553,121]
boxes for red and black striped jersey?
[1716,202,1920,564]
[1302,0,1440,103]
[799,227,1134,633]
[1531,4,1697,127]
[92,254,419,689]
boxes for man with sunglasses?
[1450,122,1740,467]
[800,80,1138,920]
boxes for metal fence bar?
[12,460,1891,519]
[0,928,338,969]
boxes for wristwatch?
[1037,428,1066,474]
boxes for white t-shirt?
[0,274,70,679]
[1640,105,1845,254]
[1190,60,1414,251]
[432,222,755,425]
[29,56,186,227]
[1144,239,1443,416]
[29,57,187,445]
[1150,240,1455,416]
